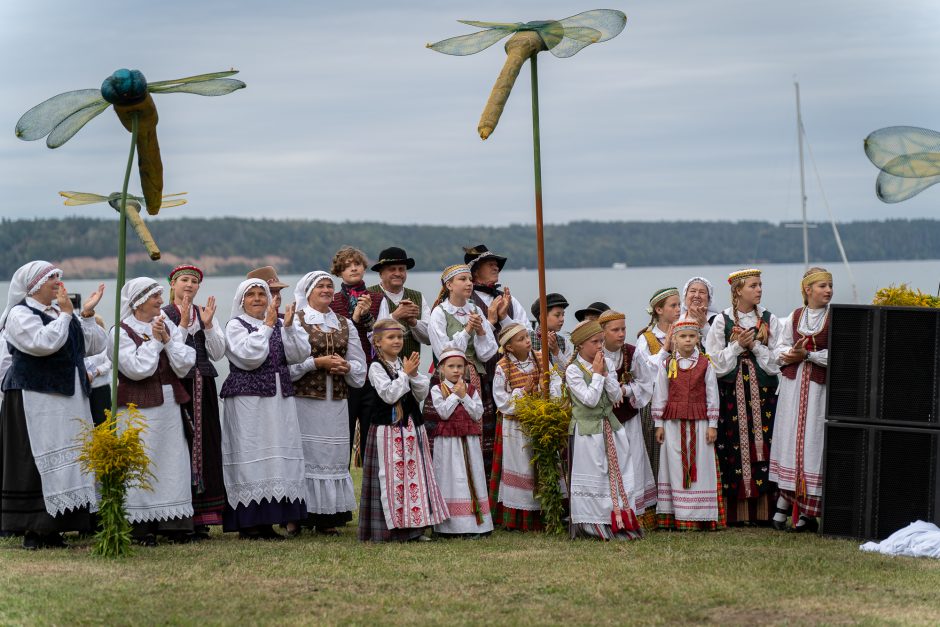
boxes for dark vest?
[434,383,482,437]
[294,316,349,400]
[470,290,514,381]
[661,355,709,420]
[219,317,294,398]
[780,307,829,385]
[612,343,639,423]
[2,300,91,397]
[367,284,424,361]
[162,303,218,379]
[362,361,424,427]
[116,323,190,409]
[330,284,373,360]
[719,310,776,387]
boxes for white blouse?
[634,324,669,372]
[428,301,498,362]
[492,353,563,415]
[113,316,195,380]
[564,354,623,409]
[704,307,782,378]
[367,359,430,405]
[5,297,107,358]
[472,289,532,332]
[224,315,310,371]
[775,307,829,368]
[431,384,484,421]
[603,344,654,410]
[171,304,226,362]
[288,307,366,388]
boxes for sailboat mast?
[795,80,809,268]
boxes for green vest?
[368,284,424,358]
[720,310,776,388]
[568,361,621,436]
[443,309,486,374]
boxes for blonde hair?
[801,266,830,306]
[730,276,769,345]
[330,246,369,277]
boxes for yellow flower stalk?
[873,283,940,308]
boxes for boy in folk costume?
[651,320,726,531]
[529,293,572,370]
[430,345,493,538]
[358,319,448,542]
[565,320,643,541]
[705,268,782,524]
[769,268,833,532]
[598,310,657,529]
[490,323,563,531]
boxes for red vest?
[780,307,829,385]
[433,383,482,437]
[613,343,639,423]
[661,355,709,421]
[116,323,190,409]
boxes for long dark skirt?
[180,376,226,526]
[716,376,778,524]
[88,385,111,426]
[0,390,92,534]
[357,425,425,542]
[223,498,307,532]
[423,372,498,474]
[347,385,365,463]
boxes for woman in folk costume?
[0,262,105,550]
[565,320,643,541]
[651,319,725,531]
[358,318,448,542]
[598,310,657,529]
[489,323,563,532]
[219,278,310,539]
[161,264,226,537]
[425,264,499,470]
[769,267,833,533]
[289,271,365,535]
[705,268,783,524]
[635,287,682,483]
[114,278,196,545]
[431,345,493,537]
[679,277,720,342]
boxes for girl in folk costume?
[113,278,197,545]
[425,264,499,471]
[219,279,310,539]
[769,268,833,532]
[651,320,725,531]
[679,277,720,342]
[1,262,106,549]
[358,319,448,542]
[290,271,365,535]
[162,264,227,537]
[598,310,657,529]
[705,268,783,524]
[565,320,643,541]
[635,287,682,483]
[490,323,563,532]
[431,345,494,537]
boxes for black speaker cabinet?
[822,422,940,540]
[827,305,940,427]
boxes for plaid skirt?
[488,418,543,532]
[424,372,498,475]
[357,424,426,543]
[657,457,728,531]
[779,489,822,518]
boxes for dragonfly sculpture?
[59,191,188,260]
[864,126,940,203]
[428,10,626,139]
[16,69,244,214]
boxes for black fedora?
[371,247,416,272]
[574,301,611,322]
[530,293,570,320]
[463,244,507,272]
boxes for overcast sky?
[1,0,938,227]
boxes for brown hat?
[247,266,289,290]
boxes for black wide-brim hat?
[531,293,570,320]
[574,301,611,322]
[464,244,507,272]
[371,246,416,272]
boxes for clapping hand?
[151,315,170,343]
[56,283,74,314]
[283,303,296,328]
[547,330,560,355]
[81,283,105,317]
[180,294,193,328]
[453,377,467,398]
[263,301,279,328]
[781,338,807,364]
[591,350,607,375]
[662,323,675,353]
[199,296,217,328]
[402,351,421,377]
[688,303,708,327]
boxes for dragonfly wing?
[59,191,110,206]
[875,170,940,203]
[865,126,940,174]
[156,198,188,208]
[15,89,104,141]
[46,101,111,148]
[149,78,246,96]
[547,27,603,58]
[147,70,240,88]
[558,9,627,42]
[428,27,515,56]
[458,20,521,29]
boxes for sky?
[1,0,938,227]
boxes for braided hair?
[730,276,769,345]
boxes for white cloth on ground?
[860,521,940,559]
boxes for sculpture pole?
[530,54,551,395]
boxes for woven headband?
[672,319,702,335]
[441,264,471,284]
[728,268,761,284]
[647,288,679,314]
[570,320,603,347]
[801,271,832,288]
[168,265,203,284]
[26,264,58,294]
[497,323,528,350]
[597,309,625,325]
[132,283,163,310]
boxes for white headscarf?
[680,276,719,319]
[119,277,164,322]
[0,260,62,330]
[293,270,334,311]
[231,278,271,320]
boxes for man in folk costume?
[464,244,531,335]
[114,278,197,545]
[161,264,226,537]
[1,262,106,549]
[770,267,833,532]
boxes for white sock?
[773,496,789,523]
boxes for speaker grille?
[879,310,938,424]
[872,430,938,539]
[827,307,873,421]
[822,423,869,538]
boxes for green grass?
[2,470,939,625]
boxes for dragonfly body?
[479,32,544,140]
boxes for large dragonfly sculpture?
[428,10,626,139]
[427,10,626,392]
[16,69,244,214]
[864,126,940,203]
[59,191,188,260]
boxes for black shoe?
[194,525,211,541]
[41,533,68,549]
[22,531,41,551]
[790,516,819,534]
[137,533,157,547]
[771,505,790,531]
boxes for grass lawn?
[2,469,939,625]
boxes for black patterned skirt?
[180,376,227,527]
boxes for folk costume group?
[0,245,835,548]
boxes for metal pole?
[795,80,809,268]
[530,54,550,395]
[110,112,139,415]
